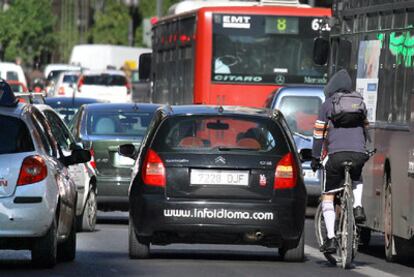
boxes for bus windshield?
[212,14,327,85]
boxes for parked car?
[0,62,28,87]
[49,71,80,97]
[44,97,107,124]
[120,105,310,261]
[0,81,90,267]
[37,105,98,232]
[69,103,161,211]
[266,86,325,204]
[76,70,131,103]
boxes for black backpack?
[329,90,367,128]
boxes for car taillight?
[89,148,96,169]
[77,76,84,92]
[17,155,48,186]
[274,152,297,189]
[58,86,65,95]
[142,149,165,187]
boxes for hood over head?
[324,69,352,97]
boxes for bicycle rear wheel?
[340,190,354,269]
[314,202,337,265]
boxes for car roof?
[44,97,105,107]
[81,69,125,76]
[84,102,162,112]
[0,102,29,118]
[163,105,279,119]
[275,86,325,98]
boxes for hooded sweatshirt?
[312,69,366,159]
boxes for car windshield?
[152,115,289,153]
[0,115,34,154]
[278,96,321,136]
[87,110,153,137]
[63,74,79,84]
[83,74,127,86]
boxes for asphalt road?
[1,209,414,277]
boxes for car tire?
[80,190,97,232]
[57,215,77,262]
[31,217,57,268]
[279,230,305,262]
[128,215,150,259]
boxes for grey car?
[267,86,325,203]
[69,103,161,211]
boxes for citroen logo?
[214,156,226,165]
[275,74,285,85]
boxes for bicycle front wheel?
[340,191,354,269]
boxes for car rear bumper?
[130,194,305,248]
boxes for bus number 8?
[277,18,287,31]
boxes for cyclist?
[311,69,369,254]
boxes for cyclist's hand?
[311,157,321,172]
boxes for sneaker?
[320,238,337,254]
[354,206,366,223]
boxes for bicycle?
[314,150,376,269]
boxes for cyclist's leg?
[349,152,369,222]
[322,194,336,239]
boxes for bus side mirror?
[139,53,152,81]
[313,37,330,66]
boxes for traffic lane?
[0,217,413,276]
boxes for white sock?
[322,200,336,239]
[353,183,363,208]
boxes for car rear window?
[83,74,127,86]
[87,110,153,137]
[0,115,34,154]
[6,71,19,81]
[63,74,78,84]
[279,96,321,136]
[152,115,289,153]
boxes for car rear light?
[58,86,65,95]
[17,155,48,186]
[89,148,96,169]
[274,152,297,189]
[77,76,84,92]
[142,149,165,187]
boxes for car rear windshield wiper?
[293,132,311,142]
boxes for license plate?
[113,152,134,166]
[303,169,318,180]
[190,169,249,186]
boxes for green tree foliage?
[91,0,130,45]
[0,0,57,64]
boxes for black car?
[120,105,311,262]
[70,103,161,211]
[44,97,107,124]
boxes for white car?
[44,64,81,96]
[0,81,90,267]
[37,105,98,232]
[0,62,28,87]
[77,70,131,103]
[49,71,80,98]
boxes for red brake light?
[58,86,65,95]
[142,149,165,187]
[17,155,48,186]
[274,152,297,189]
[89,148,96,169]
[77,76,84,92]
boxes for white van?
[0,62,27,87]
[69,44,151,71]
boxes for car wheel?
[279,230,305,262]
[57,215,77,262]
[128,215,150,259]
[31,217,57,268]
[81,190,97,232]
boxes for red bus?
[144,0,331,108]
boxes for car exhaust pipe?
[244,231,264,242]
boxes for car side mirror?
[299,148,313,162]
[61,149,91,167]
[118,144,137,159]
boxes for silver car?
[0,83,90,267]
[37,104,98,231]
